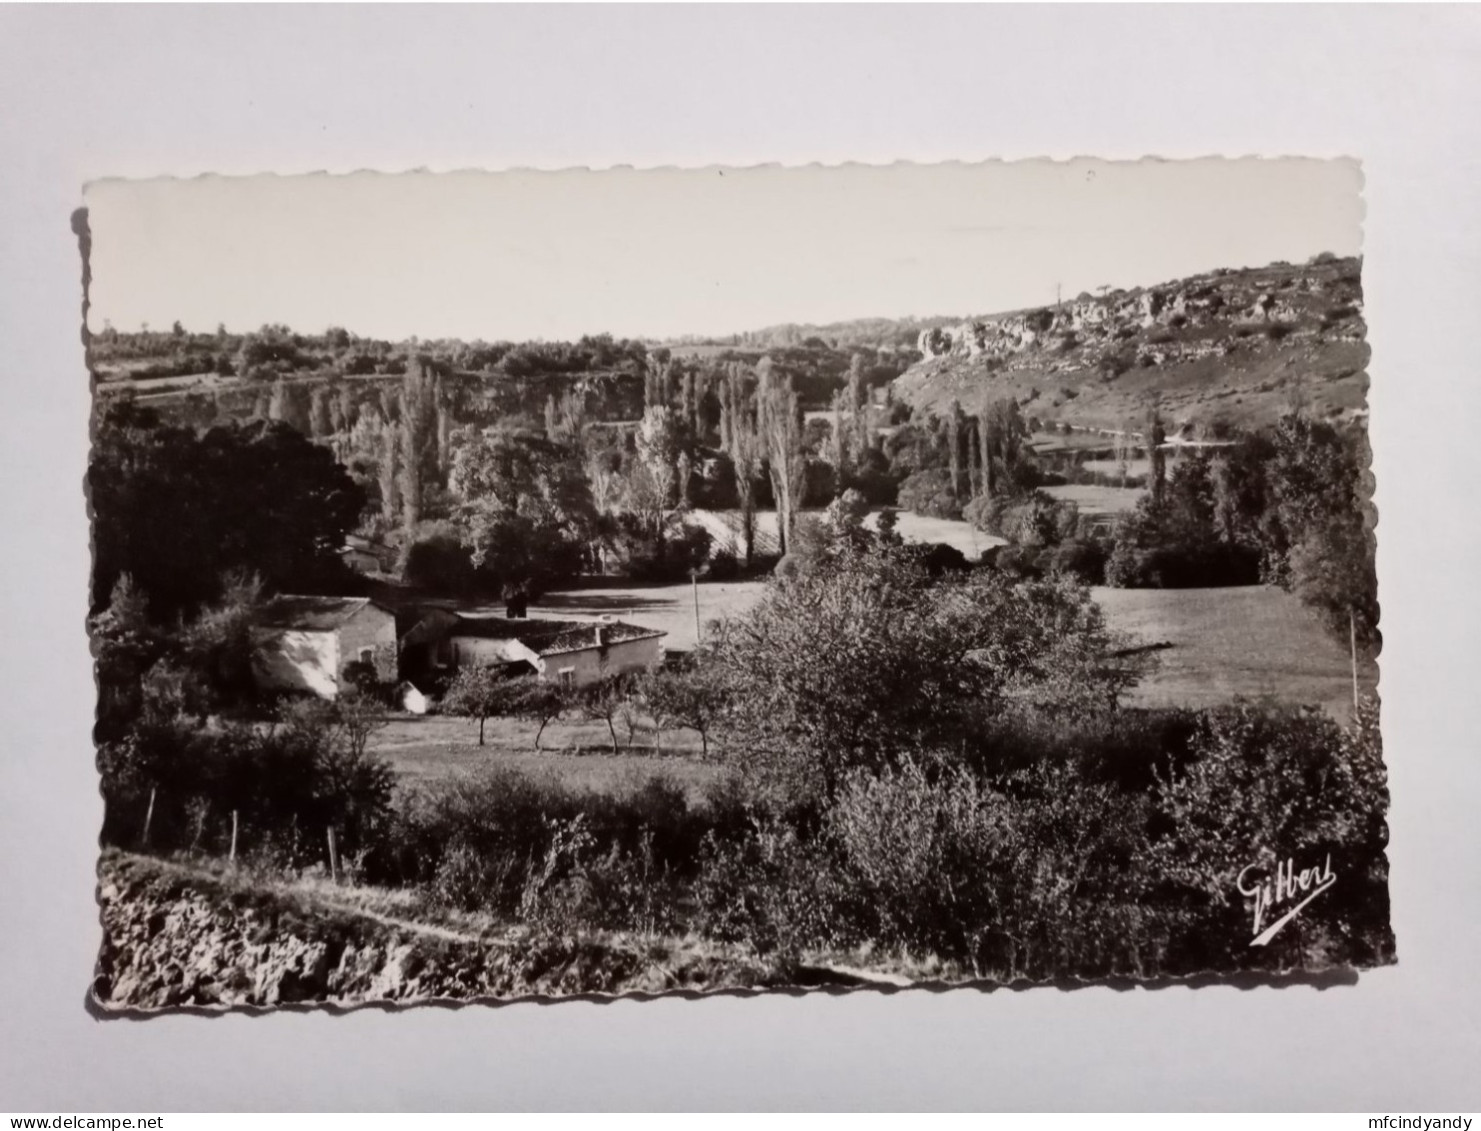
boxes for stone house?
[251,595,398,699]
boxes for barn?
[251,595,398,699]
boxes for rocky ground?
[93,851,779,1011]
[894,255,1369,434]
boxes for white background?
[1,4,1479,1112]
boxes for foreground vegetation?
[96,534,1393,992]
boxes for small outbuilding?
[252,595,398,699]
[399,612,666,689]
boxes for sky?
[84,158,1363,342]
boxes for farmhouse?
[338,534,397,576]
[251,595,398,699]
[400,612,666,688]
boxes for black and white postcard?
[82,159,1390,1011]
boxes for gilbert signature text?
[1237,854,1336,946]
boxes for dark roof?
[255,595,389,632]
[448,616,665,656]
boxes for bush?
[896,468,961,519]
[840,760,1154,978]
[910,541,972,575]
[1047,538,1109,584]
[1149,700,1392,971]
[965,489,1077,548]
[1104,541,1261,588]
[609,520,713,583]
[99,706,395,866]
[993,544,1045,579]
[381,766,722,920]
[706,549,740,580]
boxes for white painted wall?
[252,628,338,698]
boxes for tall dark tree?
[89,404,364,618]
[398,356,445,533]
[720,363,763,566]
[1147,401,1168,510]
[449,429,596,609]
[758,358,806,556]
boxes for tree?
[720,363,763,567]
[945,400,964,501]
[323,688,388,765]
[377,420,402,529]
[90,573,162,739]
[512,678,570,751]
[443,665,515,747]
[577,674,634,755]
[90,406,365,617]
[706,539,1137,799]
[1266,415,1376,644]
[757,357,807,555]
[1146,401,1168,510]
[642,664,729,757]
[630,405,690,558]
[829,391,848,490]
[398,357,446,532]
[848,352,870,464]
[178,570,266,712]
[450,430,597,606]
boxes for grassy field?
[1041,483,1145,518]
[385,578,1375,792]
[369,715,725,801]
[1094,584,1377,720]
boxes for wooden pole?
[692,572,702,648]
[229,810,239,864]
[141,786,156,848]
[1350,608,1361,715]
[327,827,339,884]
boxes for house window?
[557,668,576,688]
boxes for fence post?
[327,827,339,884]
[229,810,239,864]
[141,787,156,848]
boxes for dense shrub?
[1046,538,1110,585]
[1149,699,1392,971]
[98,702,395,867]
[379,767,731,920]
[607,518,713,583]
[830,760,1156,980]
[1104,540,1261,588]
[896,468,962,519]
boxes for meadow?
[1093,584,1377,720]
[368,578,1376,795]
[368,714,723,798]
[1040,483,1144,518]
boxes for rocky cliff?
[896,255,1369,434]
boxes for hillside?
[891,255,1369,435]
